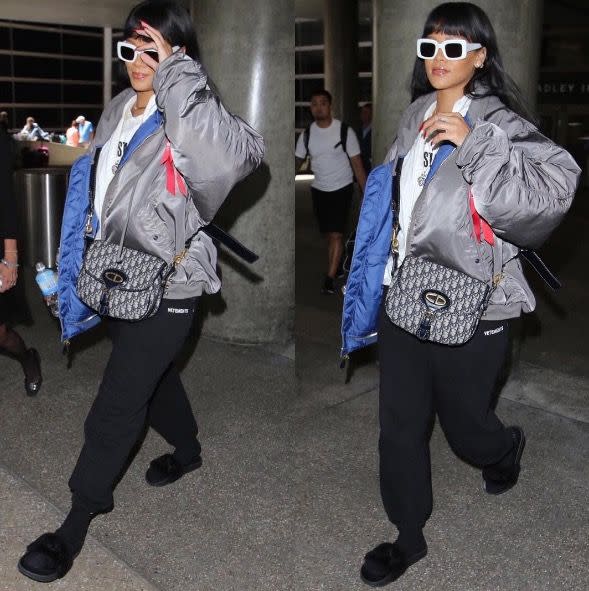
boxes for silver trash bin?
[15,167,69,269]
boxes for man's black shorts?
[311,184,353,234]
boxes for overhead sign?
[538,74,589,103]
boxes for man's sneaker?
[321,276,335,294]
[482,426,526,495]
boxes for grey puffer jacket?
[91,51,264,299]
[387,91,581,320]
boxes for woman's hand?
[422,112,471,147]
[0,263,17,293]
[135,21,175,70]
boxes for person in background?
[20,117,50,141]
[295,89,367,294]
[65,120,80,147]
[359,102,372,174]
[0,115,43,396]
[75,115,94,146]
[0,111,9,131]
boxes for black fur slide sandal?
[18,532,75,583]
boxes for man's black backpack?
[302,121,349,158]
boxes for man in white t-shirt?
[295,90,366,294]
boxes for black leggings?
[69,298,201,513]
[378,302,513,530]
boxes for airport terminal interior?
[0,0,587,589]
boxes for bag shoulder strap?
[84,146,102,238]
[389,157,403,274]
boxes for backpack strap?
[340,121,349,156]
[303,124,311,158]
[334,121,349,156]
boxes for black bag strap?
[305,121,349,157]
[84,146,102,239]
[201,224,259,264]
[520,249,561,290]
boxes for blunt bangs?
[422,2,488,44]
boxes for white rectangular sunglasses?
[417,38,482,61]
[117,41,180,63]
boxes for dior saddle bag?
[76,240,174,321]
[384,256,491,345]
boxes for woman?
[0,117,42,396]
[65,119,79,147]
[18,0,264,583]
[341,3,580,587]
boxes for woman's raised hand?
[136,21,175,70]
[421,112,471,147]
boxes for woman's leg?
[148,363,201,464]
[378,305,435,538]
[361,306,434,586]
[18,299,198,582]
[0,322,42,393]
[432,320,514,467]
[0,321,27,357]
[68,297,198,513]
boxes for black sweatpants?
[378,302,513,530]
[69,298,201,513]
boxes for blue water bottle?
[35,262,59,318]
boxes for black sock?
[54,504,95,556]
[172,444,201,466]
[396,528,426,556]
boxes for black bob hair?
[123,0,199,59]
[410,2,535,124]
[114,0,200,91]
[310,89,333,104]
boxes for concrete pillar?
[103,27,112,107]
[372,0,543,164]
[324,0,360,127]
[191,0,294,345]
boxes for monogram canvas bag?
[77,241,173,321]
[385,256,491,345]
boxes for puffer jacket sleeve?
[456,109,581,249]
[153,52,265,224]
